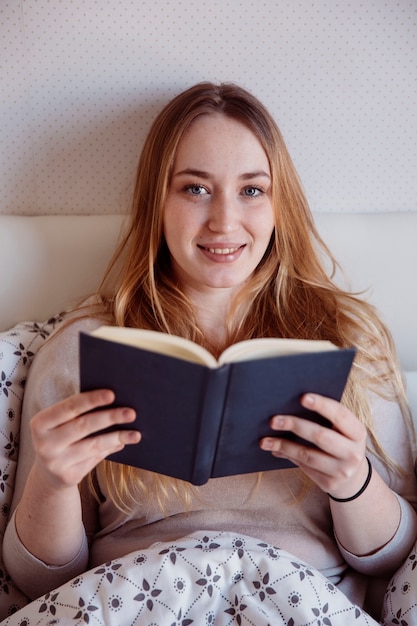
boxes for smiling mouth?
[199,245,244,255]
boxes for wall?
[1,0,416,215]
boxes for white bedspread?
[2,530,380,625]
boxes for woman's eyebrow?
[240,170,271,180]
[173,168,270,180]
[173,168,211,179]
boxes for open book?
[79,326,356,485]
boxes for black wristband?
[328,457,373,503]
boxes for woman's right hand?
[11,389,140,567]
[30,389,141,490]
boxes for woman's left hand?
[260,393,408,558]
[260,393,370,499]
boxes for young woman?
[4,82,417,621]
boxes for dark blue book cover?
[79,331,355,485]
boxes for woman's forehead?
[172,114,270,176]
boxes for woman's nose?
[207,194,239,233]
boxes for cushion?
[405,371,417,427]
[383,539,417,623]
[0,317,63,619]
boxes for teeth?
[207,247,239,255]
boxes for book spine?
[190,365,230,485]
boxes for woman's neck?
[188,288,235,352]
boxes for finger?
[261,416,366,464]
[59,405,137,444]
[260,432,367,493]
[33,405,137,455]
[66,428,141,469]
[266,414,363,459]
[79,428,141,461]
[260,432,329,469]
[261,398,366,468]
[301,393,366,441]
[33,390,116,431]
[270,408,366,454]
[45,429,142,487]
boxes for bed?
[0,213,416,624]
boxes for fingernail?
[303,394,315,406]
[122,408,136,420]
[272,416,285,428]
[126,430,141,443]
[261,438,280,451]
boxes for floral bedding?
[1,530,380,625]
[0,322,416,625]
[0,318,64,619]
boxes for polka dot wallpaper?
[1,0,416,214]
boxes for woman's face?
[163,113,275,299]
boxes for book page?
[219,338,337,365]
[89,326,218,367]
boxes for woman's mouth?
[206,246,240,255]
[197,244,246,262]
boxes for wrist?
[328,457,372,503]
[30,457,80,495]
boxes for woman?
[4,82,417,621]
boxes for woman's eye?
[243,186,263,197]
[185,184,208,195]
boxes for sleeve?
[337,495,417,577]
[338,391,417,577]
[4,316,102,599]
[367,391,417,510]
[3,510,89,600]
